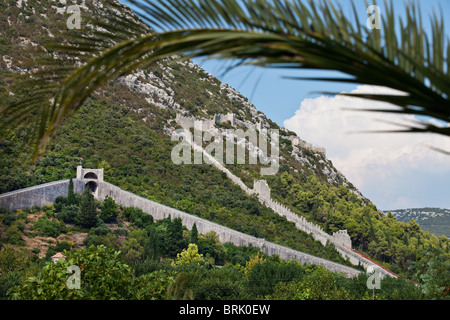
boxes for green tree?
[414,247,450,300]
[193,267,247,300]
[122,229,146,265]
[10,245,133,300]
[166,217,187,257]
[190,223,199,245]
[0,271,22,300]
[33,218,65,237]
[100,195,119,223]
[76,188,98,229]
[133,269,176,300]
[58,204,79,225]
[0,246,31,275]
[246,259,306,296]
[67,178,76,205]
[143,226,165,260]
[271,266,351,300]
[171,244,206,267]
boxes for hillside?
[387,208,450,238]
[0,0,449,285]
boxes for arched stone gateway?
[77,166,103,198]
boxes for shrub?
[33,218,65,237]
[2,212,16,226]
[10,245,134,300]
[100,196,119,223]
[5,225,23,245]
[83,233,119,250]
[53,196,68,213]
[16,211,28,222]
[0,271,22,299]
[57,204,79,224]
[89,222,112,237]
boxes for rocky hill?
[0,0,448,279]
[387,208,450,238]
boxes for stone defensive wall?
[170,126,394,278]
[251,181,394,278]
[0,176,361,278]
[97,181,361,278]
[0,179,85,211]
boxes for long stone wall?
[170,122,393,276]
[254,186,394,278]
[97,181,361,278]
[173,125,394,278]
[98,178,390,278]
[0,178,362,278]
[0,179,84,211]
[0,168,394,278]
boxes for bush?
[54,196,68,213]
[5,225,23,245]
[133,269,176,300]
[124,207,153,229]
[57,204,79,224]
[271,266,352,300]
[76,188,98,229]
[134,258,170,277]
[89,224,112,236]
[246,260,306,296]
[33,218,65,237]
[0,271,22,299]
[83,233,119,250]
[100,196,119,223]
[16,211,28,222]
[193,267,247,300]
[2,212,16,226]
[10,245,134,300]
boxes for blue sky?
[124,1,450,210]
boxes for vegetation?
[2,0,450,161]
[266,171,450,277]
[0,0,448,301]
[389,208,450,238]
[1,196,442,300]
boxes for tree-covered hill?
[0,0,448,283]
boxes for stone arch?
[85,181,98,194]
[84,172,98,180]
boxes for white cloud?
[284,85,450,210]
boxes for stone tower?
[76,166,104,198]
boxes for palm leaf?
[2,0,450,164]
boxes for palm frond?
[2,0,450,165]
